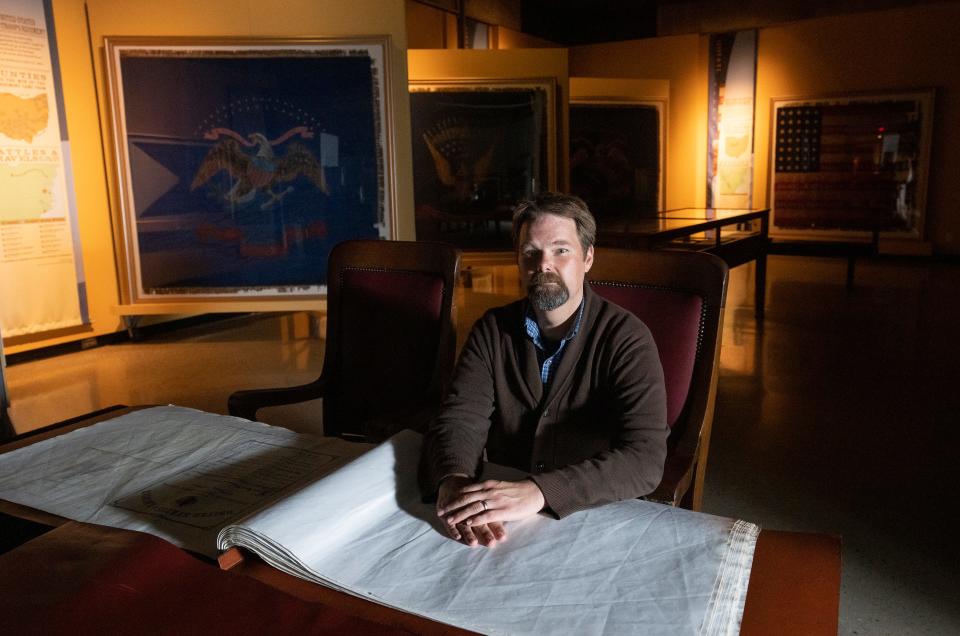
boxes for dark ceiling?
[516,0,943,46]
[520,0,659,46]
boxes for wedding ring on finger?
[481,500,488,511]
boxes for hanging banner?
[0,0,87,337]
[0,323,10,437]
[707,29,757,210]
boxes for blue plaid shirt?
[524,300,585,386]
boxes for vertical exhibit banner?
[0,0,87,337]
[707,30,757,209]
[0,322,9,434]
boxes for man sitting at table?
[420,192,669,547]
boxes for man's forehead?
[521,234,575,246]
[520,214,578,243]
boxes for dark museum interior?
[1,1,959,634]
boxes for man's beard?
[528,272,570,311]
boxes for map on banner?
[0,92,49,142]
[0,164,56,220]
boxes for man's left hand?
[437,479,546,536]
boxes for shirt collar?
[524,297,585,345]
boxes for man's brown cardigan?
[421,283,668,518]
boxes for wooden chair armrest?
[228,378,327,421]
[643,450,697,507]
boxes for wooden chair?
[0,405,12,444]
[0,337,12,443]
[229,240,461,441]
[588,248,728,510]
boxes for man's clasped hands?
[436,475,546,547]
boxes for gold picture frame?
[409,77,558,250]
[768,89,934,241]
[569,99,667,219]
[104,35,396,306]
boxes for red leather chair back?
[329,267,448,433]
[227,240,460,442]
[322,241,460,439]
[588,248,727,509]
[590,284,702,429]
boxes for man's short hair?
[511,192,597,253]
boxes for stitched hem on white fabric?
[700,519,761,636]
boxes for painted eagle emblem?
[422,116,501,204]
[191,132,329,210]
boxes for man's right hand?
[437,475,506,548]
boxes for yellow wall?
[5,0,413,355]
[408,48,568,83]
[406,0,449,49]
[570,3,960,253]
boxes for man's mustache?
[529,272,563,287]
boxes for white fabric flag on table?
[219,429,759,636]
[0,406,758,635]
[0,406,366,555]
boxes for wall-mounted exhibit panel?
[707,30,757,211]
[768,90,934,240]
[0,0,89,338]
[0,324,10,438]
[569,101,665,221]
[104,36,396,305]
[410,78,557,250]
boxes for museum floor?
[5,254,960,635]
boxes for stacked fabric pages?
[216,427,759,635]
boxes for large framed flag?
[409,78,556,250]
[769,91,934,240]
[104,36,395,304]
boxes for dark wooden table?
[1,406,839,635]
[0,521,414,635]
[598,208,770,321]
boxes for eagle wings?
[191,138,329,207]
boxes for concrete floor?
[4,255,960,634]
